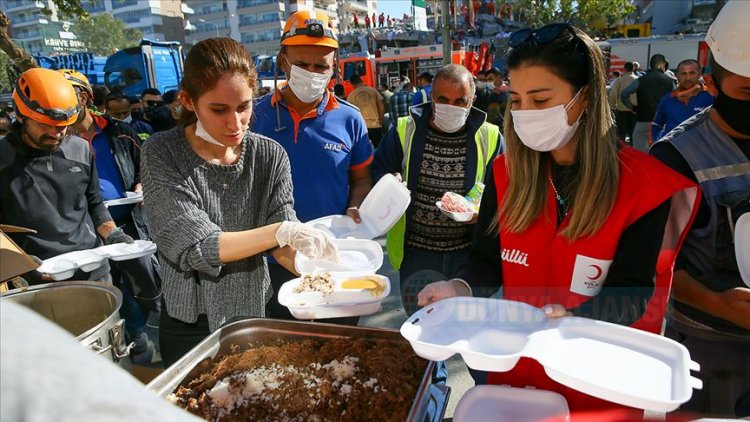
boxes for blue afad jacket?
[372,102,503,269]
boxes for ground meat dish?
[168,338,428,421]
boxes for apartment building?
[184,0,376,55]
[1,0,190,56]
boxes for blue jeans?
[399,247,471,316]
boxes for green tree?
[0,51,11,93]
[512,0,636,34]
[74,14,142,55]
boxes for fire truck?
[597,34,709,78]
[339,44,468,94]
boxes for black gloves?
[105,228,135,245]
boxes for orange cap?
[281,10,338,49]
[12,68,81,127]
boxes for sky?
[376,0,414,20]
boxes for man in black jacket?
[0,68,132,282]
[620,54,675,151]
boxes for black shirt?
[456,161,671,326]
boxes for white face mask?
[287,64,331,104]
[477,81,493,90]
[433,102,471,133]
[195,116,225,146]
[511,88,585,152]
[122,115,132,124]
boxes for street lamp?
[198,19,219,37]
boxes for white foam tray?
[435,200,476,222]
[295,238,383,274]
[36,240,157,280]
[103,191,143,207]
[278,272,391,320]
[454,385,569,422]
[306,173,411,240]
[736,213,750,288]
[400,297,702,412]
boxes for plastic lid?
[736,213,750,288]
[401,297,702,412]
[357,174,411,238]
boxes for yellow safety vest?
[385,115,500,269]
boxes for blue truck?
[35,39,183,98]
[104,39,183,97]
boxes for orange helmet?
[281,10,338,49]
[12,68,81,127]
[57,68,93,97]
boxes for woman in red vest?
[417,24,701,412]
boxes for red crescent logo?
[587,264,603,281]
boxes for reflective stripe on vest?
[386,114,499,270]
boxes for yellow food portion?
[341,277,384,297]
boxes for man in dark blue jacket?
[69,74,161,361]
[372,64,502,315]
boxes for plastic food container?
[400,297,702,412]
[453,385,569,422]
[103,191,143,207]
[37,240,157,280]
[278,273,391,320]
[736,213,750,287]
[295,239,383,274]
[435,201,475,222]
[306,174,411,239]
[94,240,157,262]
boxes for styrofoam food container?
[36,241,157,280]
[454,385,569,422]
[306,174,411,239]
[37,250,108,280]
[94,240,157,261]
[400,297,702,412]
[36,258,78,281]
[736,213,750,287]
[103,191,143,207]
[435,201,475,222]
[295,238,383,274]
[278,272,391,320]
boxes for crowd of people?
[1,2,748,419]
[608,52,716,152]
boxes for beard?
[24,132,64,152]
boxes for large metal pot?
[1,281,133,365]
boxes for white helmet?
[705,0,750,77]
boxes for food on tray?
[440,192,474,213]
[293,272,334,294]
[340,276,385,297]
[167,338,428,421]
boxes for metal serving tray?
[146,318,450,422]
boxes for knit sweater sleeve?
[141,133,223,276]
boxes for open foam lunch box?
[306,174,411,240]
[400,297,702,412]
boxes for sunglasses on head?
[509,23,578,49]
[145,100,164,107]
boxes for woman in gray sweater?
[141,38,338,366]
